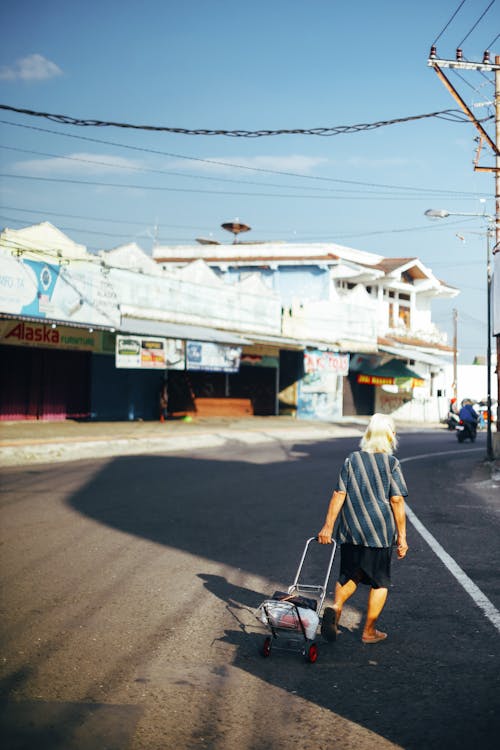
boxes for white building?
[152,237,458,421]
[0,221,459,422]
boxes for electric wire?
[486,31,500,47]
[457,0,497,48]
[0,118,490,196]
[0,144,368,195]
[1,172,486,201]
[3,143,457,197]
[432,0,468,45]
[0,103,472,136]
[0,205,209,230]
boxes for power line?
[457,0,497,48]
[0,118,490,197]
[486,32,500,47]
[0,103,472,137]
[3,171,486,201]
[2,143,457,197]
[0,143,364,195]
[0,205,209,230]
[432,0,468,45]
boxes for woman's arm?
[318,490,346,544]
[389,494,408,558]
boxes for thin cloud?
[0,53,63,81]
[11,153,144,176]
[346,156,411,168]
[168,154,328,174]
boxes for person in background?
[459,399,478,436]
[318,413,409,644]
[159,383,168,423]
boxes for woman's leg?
[362,586,388,642]
[321,578,358,641]
[333,579,357,625]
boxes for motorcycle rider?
[459,399,478,439]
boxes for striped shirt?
[335,451,408,548]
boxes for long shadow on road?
[60,439,500,750]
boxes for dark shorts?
[338,543,393,589]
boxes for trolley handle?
[290,536,337,601]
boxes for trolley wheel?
[261,636,272,658]
[305,643,318,663]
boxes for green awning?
[357,358,425,386]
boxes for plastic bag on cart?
[271,590,318,611]
[256,599,320,640]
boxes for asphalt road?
[1,430,499,750]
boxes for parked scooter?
[456,419,477,443]
[445,411,460,430]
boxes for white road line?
[401,450,500,634]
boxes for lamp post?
[424,208,496,461]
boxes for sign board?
[186,341,241,372]
[0,319,114,353]
[304,350,350,376]
[297,350,346,421]
[164,338,185,370]
[116,335,168,369]
[357,373,424,388]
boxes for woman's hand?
[318,525,333,544]
[396,538,408,559]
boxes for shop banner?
[0,319,112,352]
[164,338,186,370]
[116,335,168,369]
[186,341,241,372]
[304,350,350,376]
[298,349,345,421]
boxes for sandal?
[321,606,339,642]
[361,630,387,644]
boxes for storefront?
[344,356,426,418]
[0,318,113,420]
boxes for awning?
[378,344,450,368]
[357,358,426,387]
[0,312,114,332]
[121,316,251,346]
[244,332,304,350]
[336,339,379,354]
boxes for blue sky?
[0,0,499,363]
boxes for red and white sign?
[304,350,350,376]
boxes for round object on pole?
[221,221,251,243]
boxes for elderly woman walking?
[318,413,409,644]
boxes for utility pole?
[452,308,458,402]
[496,58,500,436]
[427,48,500,442]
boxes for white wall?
[442,363,497,405]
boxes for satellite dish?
[221,220,251,244]
[196,237,221,245]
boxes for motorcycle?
[445,411,460,430]
[456,420,477,443]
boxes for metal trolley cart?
[256,536,337,663]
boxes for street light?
[425,208,496,461]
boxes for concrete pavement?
[0,415,447,467]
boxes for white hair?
[360,413,398,454]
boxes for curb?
[0,425,364,467]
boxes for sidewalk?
[0,416,445,468]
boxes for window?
[398,306,411,328]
